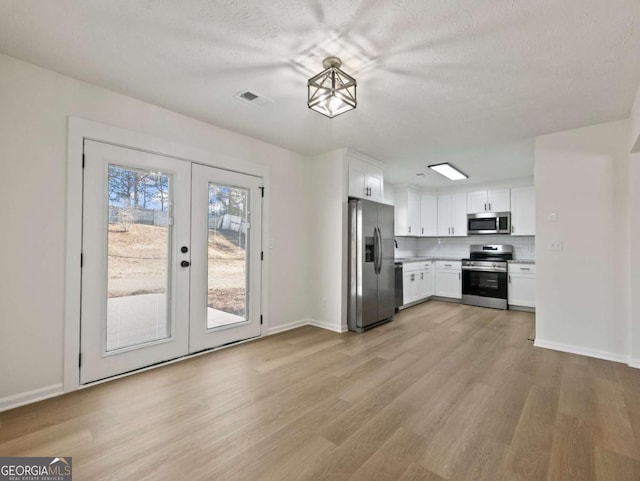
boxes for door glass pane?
[207,183,249,329]
[106,165,172,351]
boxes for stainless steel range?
[461,245,513,310]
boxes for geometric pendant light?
[307,56,357,118]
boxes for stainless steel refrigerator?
[348,198,396,332]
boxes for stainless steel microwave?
[467,212,511,235]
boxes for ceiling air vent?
[234,90,273,108]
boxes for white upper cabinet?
[510,186,535,236]
[395,186,421,236]
[437,193,467,237]
[347,152,384,202]
[420,193,437,236]
[467,188,510,213]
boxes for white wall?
[534,120,630,361]
[0,53,311,401]
[628,85,640,365]
[308,150,348,332]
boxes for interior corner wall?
[0,53,311,402]
[534,119,630,361]
[308,150,348,331]
[628,85,640,365]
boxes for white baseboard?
[267,318,346,335]
[0,383,64,412]
[307,318,346,333]
[267,319,308,335]
[628,358,640,369]
[534,339,628,365]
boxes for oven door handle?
[461,265,507,273]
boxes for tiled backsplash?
[395,235,535,261]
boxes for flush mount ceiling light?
[307,56,357,118]
[428,163,469,181]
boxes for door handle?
[373,226,383,274]
[377,226,384,273]
[181,260,190,268]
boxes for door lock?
[181,246,189,253]
[181,260,190,268]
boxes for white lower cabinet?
[508,263,536,308]
[403,270,420,305]
[435,261,462,299]
[402,261,433,306]
[417,262,433,298]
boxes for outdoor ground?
[108,222,246,315]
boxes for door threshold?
[80,335,261,388]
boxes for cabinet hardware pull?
[452,227,455,235]
[421,273,423,280]
[422,227,424,234]
[489,202,492,210]
[484,203,487,211]
[509,274,512,283]
[511,225,514,233]
[408,226,411,233]
[520,267,530,271]
[458,272,461,280]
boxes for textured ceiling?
[0,0,639,187]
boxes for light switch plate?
[549,210,559,222]
[549,240,563,251]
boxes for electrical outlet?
[549,240,563,251]
[549,210,559,222]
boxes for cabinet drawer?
[435,260,461,271]
[402,262,422,273]
[509,263,536,274]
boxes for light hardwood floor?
[2,300,640,480]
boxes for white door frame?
[65,117,270,392]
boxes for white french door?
[80,141,262,383]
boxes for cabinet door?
[420,194,437,236]
[403,272,419,304]
[451,193,467,236]
[407,189,421,235]
[435,270,462,298]
[488,189,510,212]
[348,162,367,199]
[508,272,535,307]
[467,191,488,214]
[511,186,535,236]
[418,266,433,298]
[366,172,384,202]
[437,194,452,236]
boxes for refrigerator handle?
[377,226,384,274]
[373,226,382,275]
